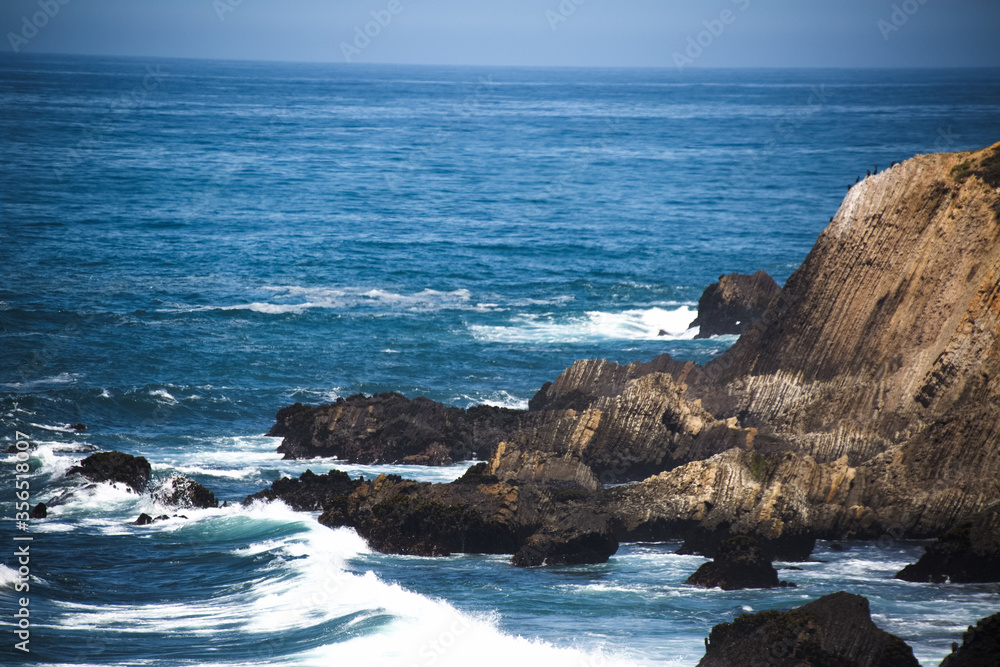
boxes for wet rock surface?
[69,451,152,493]
[685,535,793,590]
[154,475,219,509]
[939,612,1000,667]
[244,469,362,512]
[314,471,618,566]
[697,592,919,667]
[895,503,1000,583]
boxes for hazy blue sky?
[2,0,999,67]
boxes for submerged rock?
[689,270,781,339]
[697,592,919,667]
[939,612,1000,667]
[69,451,151,493]
[895,503,1000,583]
[685,535,793,590]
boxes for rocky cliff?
[263,142,1000,562]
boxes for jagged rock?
[134,513,153,525]
[29,503,47,519]
[689,271,781,339]
[685,535,792,590]
[697,592,919,667]
[154,475,219,509]
[940,612,1000,667]
[244,469,362,511]
[528,355,697,412]
[511,529,618,567]
[269,394,522,464]
[68,451,151,493]
[314,473,618,566]
[895,503,1000,583]
[491,372,753,489]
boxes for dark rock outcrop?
[697,592,919,667]
[69,451,151,493]
[677,526,815,562]
[689,271,781,339]
[135,513,153,525]
[895,503,1000,583]
[315,472,617,566]
[30,503,47,519]
[940,612,1000,667]
[154,475,219,509]
[269,394,522,464]
[685,535,792,590]
[244,469,362,512]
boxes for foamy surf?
[469,306,698,344]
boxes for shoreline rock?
[685,535,794,590]
[68,451,152,493]
[689,270,781,339]
[697,592,919,667]
[269,394,522,465]
[939,612,1000,667]
[263,142,1000,563]
[895,503,1000,583]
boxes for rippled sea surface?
[2,56,999,665]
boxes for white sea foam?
[172,285,482,315]
[2,372,79,389]
[0,564,21,589]
[469,306,698,344]
[455,390,530,410]
[149,388,178,404]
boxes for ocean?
[2,55,999,665]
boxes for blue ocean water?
[2,55,999,665]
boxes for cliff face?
[615,143,1000,541]
[491,371,751,490]
[699,143,1000,468]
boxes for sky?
[2,0,999,68]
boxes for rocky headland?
[262,142,1000,571]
